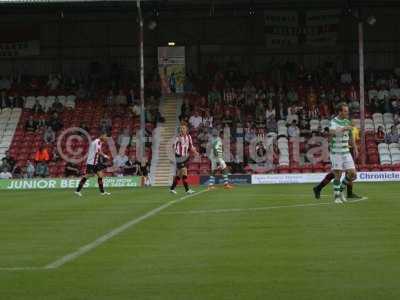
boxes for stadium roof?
[0,0,399,14]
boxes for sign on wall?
[0,176,141,190]
[158,46,185,95]
[252,172,400,185]
[0,40,40,58]
[264,10,340,49]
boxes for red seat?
[370,164,381,171]
[381,165,393,171]
[277,166,290,174]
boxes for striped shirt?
[174,134,193,157]
[329,117,352,154]
[87,138,102,165]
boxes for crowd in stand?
[0,69,163,179]
[180,60,400,170]
[2,60,400,179]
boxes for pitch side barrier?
[0,176,141,190]
[197,172,400,185]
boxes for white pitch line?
[0,190,206,272]
[44,189,206,270]
[163,197,368,215]
[0,267,43,271]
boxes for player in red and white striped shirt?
[170,125,197,194]
[75,134,111,196]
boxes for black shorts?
[86,164,106,175]
[176,155,190,170]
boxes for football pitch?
[1,183,399,300]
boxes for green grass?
[1,183,400,300]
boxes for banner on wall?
[200,175,252,186]
[264,11,299,48]
[264,10,339,49]
[0,40,40,58]
[252,172,400,185]
[158,46,185,95]
[0,176,141,190]
[305,10,339,47]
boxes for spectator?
[51,147,60,162]
[43,126,56,144]
[131,101,141,117]
[124,154,140,176]
[2,151,16,172]
[375,126,385,144]
[197,126,209,154]
[47,113,63,132]
[265,103,276,122]
[127,89,135,105]
[65,162,81,177]
[12,163,23,179]
[99,113,112,135]
[287,87,298,104]
[115,89,127,106]
[117,128,131,147]
[221,109,233,127]
[50,98,64,114]
[26,160,35,178]
[288,120,300,138]
[340,70,352,84]
[154,110,165,124]
[113,153,129,176]
[392,97,400,115]
[0,169,12,179]
[385,125,400,144]
[349,98,360,116]
[245,127,256,144]
[255,102,266,124]
[377,87,390,113]
[25,116,38,132]
[189,111,203,129]
[35,162,49,178]
[138,159,151,186]
[34,146,50,178]
[105,89,114,106]
[47,74,60,91]
[0,76,11,90]
[76,84,88,100]
[201,110,213,129]
[32,99,44,114]
[0,90,8,109]
[79,121,90,134]
[12,92,24,108]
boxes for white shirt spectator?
[117,129,131,147]
[377,89,390,101]
[202,116,213,128]
[368,88,378,100]
[113,154,128,168]
[0,77,11,90]
[0,171,12,179]
[132,104,141,116]
[265,108,276,120]
[189,114,203,129]
[26,161,35,178]
[288,124,300,138]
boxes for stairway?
[152,96,178,186]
